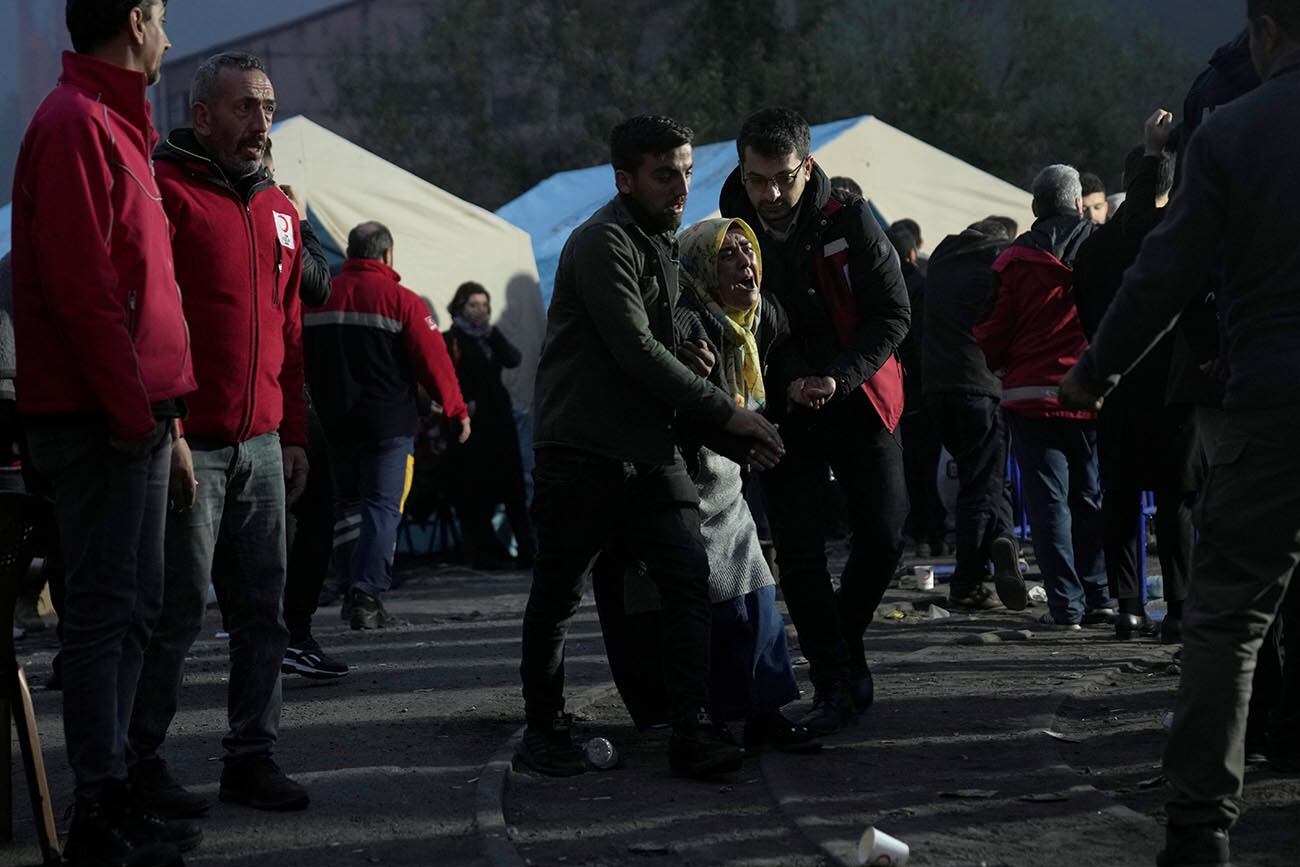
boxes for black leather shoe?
[743,712,822,755]
[514,713,587,777]
[1115,613,1152,640]
[123,796,203,854]
[670,708,743,777]
[349,589,397,630]
[797,684,856,735]
[219,755,309,811]
[848,668,874,712]
[63,788,182,867]
[1156,825,1230,866]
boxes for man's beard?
[218,154,263,179]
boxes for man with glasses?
[719,107,911,735]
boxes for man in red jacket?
[11,1,200,862]
[976,164,1114,630]
[126,51,311,817]
[304,222,470,629]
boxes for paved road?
[4,558,1297,866]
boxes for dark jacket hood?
[1014,213,1094,266]
[929,225,1011,266]
[1208,30,1261,92]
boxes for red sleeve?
[21,109,155,438]
[277,241,308,446]
[401,291,467,420]
[974,272,1016,374]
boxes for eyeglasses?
[741,157,808,192]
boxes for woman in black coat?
[444,282,535,569]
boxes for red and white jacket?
[154,129,307,446]
[11,52,195,438]
[977,237,1095,420]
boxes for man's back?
[922,228,1006,399]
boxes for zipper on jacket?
[272,240,282,306]
[238,202,260,442]
[127,290,139,335]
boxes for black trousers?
[282,408,333,643]
[1101,487,1192,606]
[762,398,907,691]
[900,407,945,546]
[927,392,1013,593]
[519,446,711,726]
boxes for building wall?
[154,0,427,138]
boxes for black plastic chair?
[0,491,61,864]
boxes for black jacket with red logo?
[719,164,910,431]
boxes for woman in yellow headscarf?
[594,217,819,755]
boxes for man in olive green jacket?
[518,115,783,779]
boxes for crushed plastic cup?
[1028,585,1048,603]
[900,566,935,591]
[858,826,909,866]
[583,736,619,770]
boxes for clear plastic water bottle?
[1146,574,1164,600]
[583,736,619,770]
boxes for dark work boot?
[669,708,743,778]
[848,665,875,712]
[63,788,181,867]
[1156,825,1230,866]
[129,757,210,820]
[219,755,309,811]
[349,589,396,630]
[742,711,822,755]
[990,535,1028,611]
[797,683,856,735]
[514,713,587,777]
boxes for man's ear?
[1074,196,1085,218]
[127,5,147,46]
[615,168,634,195]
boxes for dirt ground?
[4,547,1298,866]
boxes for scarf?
[677,218,766,410]
[453,315,493,361]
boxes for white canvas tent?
[260,115,548,408]
[498,114,1034,305]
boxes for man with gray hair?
[974,163,1114,629]
[128,50,311,817]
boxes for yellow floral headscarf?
[678,218,766,410]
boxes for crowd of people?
[5,1,1300,865]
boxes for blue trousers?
[330,435,413,597]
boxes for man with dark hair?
[518,114,784,778]
[304,221,469,629]
[720,106,910,734]
[1080,171,1109,224]
[1059,6,1300,863]
[922,219,1023,613]
[1074,111,1193,643]
[889,225,945,559]
[977,164,1109,628]
[13,1,199,863]
[128,50,311,818]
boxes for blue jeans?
[24,415,172,798]
[130,432,289,761]
[330,435,413,597]
[1008,415,1111,622]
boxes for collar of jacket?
[58,51,154,136]
[341,257,401,283]
[1267,49,1300,81]
[155,127,275,201]
[719,162,834,246]
[1015,213,1094,266]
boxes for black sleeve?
[488,328,523,369]
[826,201,912,397]
[298,220,333,308]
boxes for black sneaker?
[514,713,587,777]
[1161,615,1183,645]
[797,684,856,735]
[123,795,203,854]
[349,590,397,630]
[63,791,181,867]
[282,637,349,679]
[948,583,1001,611]
[1157,825,1229,867]
[219,755,309,811]
[990,536,1028,611]
[129,757,210,819]
[669,708,744,778]
[743,712,822,755]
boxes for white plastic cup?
[858,826,909,866]
[914,566,935,591]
